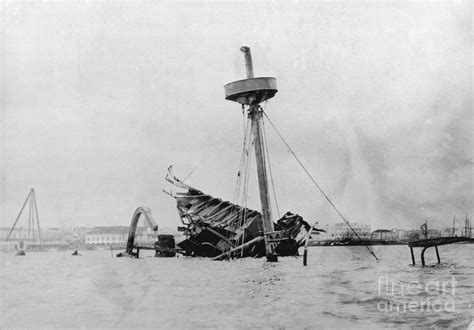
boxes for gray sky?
[1,1,472,231]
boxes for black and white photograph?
[1,0,473,328]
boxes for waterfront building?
[310,222,371,243]
[84,226,156,246]
[0,226,71,252]
[427,229,442,238]
[371,229,395,241]
[85,227,129,246]
[405,228,442,240]
[0,227,35,241]
[390,229,408,241]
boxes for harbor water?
[1,245,473,328]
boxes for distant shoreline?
[309,238,474,247]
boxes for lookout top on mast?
[224,46,277,106]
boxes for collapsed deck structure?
[166,169,314,260]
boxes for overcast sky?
[1,1,472,231]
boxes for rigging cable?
[233,117,252,203]
[262,110,380,262]
[231,110,253,258]
[240,120,253,258]
[28,192,32,240]
[229,116,252,257]
[182,167,197,183]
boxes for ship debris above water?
[165,167,319,260]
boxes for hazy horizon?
[1,1,472,232]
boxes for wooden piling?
[303,221,319,266]
[410,247,415,265]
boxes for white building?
[85,226,156,246]
[85,233,128,245]
[0,227,39,241]
[310,222,371,242]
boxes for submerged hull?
[166,170,313,259]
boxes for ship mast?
[224,47,278,262]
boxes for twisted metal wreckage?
[120,46,381,263]
[165,168,320,260]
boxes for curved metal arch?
[125,207,158,255]
[421,245,441,266]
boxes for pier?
[408,237,473,266]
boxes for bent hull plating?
[166,169,313,259]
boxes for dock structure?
[408,237,473,266]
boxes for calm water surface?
[1,245,473,328]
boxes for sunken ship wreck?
[165,47,320,262]
[121,47,324,262]
[166,168,312,260]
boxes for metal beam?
[250,106,277,262]
[410,247,415,265]
[32,190,42,243]
[421,247,427,266]
[7,190,32,241]
[240,46,254,78]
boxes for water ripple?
[0,244,473,328]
